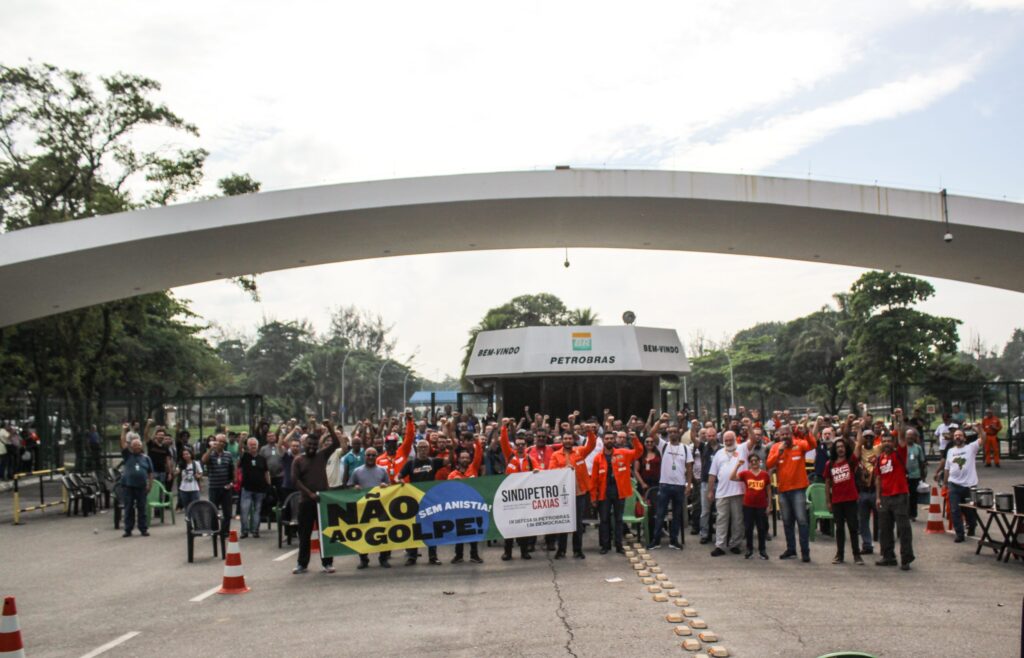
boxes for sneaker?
[240,532,249,539]
[900,562,911,571]
[832,555,844,565]
[321,565,335,574]
[520,552,532,560]
[710,547,726,557]
[779,550,797,560]
[729,546,741,555]
[669,542,683,551]
[450,556,464,564]
[122,531,132,538]
[759,550,769,560]
[292,566,308,574]
[854,556,865,565]
[967,528,976,537]
[405,557,418,566]
[647,543,662,550]
[861,546,874,555]
[801,554,811,563]
[573,552,585,560]
[470,555,484,564]
[253,531,260,539]
[379,560,391,569]
[140,531,150,537]
[615,546,625,554]
[429,557,442,565]
[744,550,753,559]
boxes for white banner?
[492,469,577,538]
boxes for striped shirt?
[205,451,235,490]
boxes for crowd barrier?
[11,467,67,524]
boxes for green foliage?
[774,308,849,414]
[217,173,261,196]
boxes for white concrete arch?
[0,169,1021,327]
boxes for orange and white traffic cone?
[310,521,322,559]
[218,530,250,595]
[0,596,25,658]
[925,486,946,535]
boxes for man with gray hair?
[707,431,744,556]
[202,433,236,539]
[119,422,153,537]
[239,437,271,538]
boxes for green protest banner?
[316,470,576,557]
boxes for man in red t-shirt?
[874,421,914,571]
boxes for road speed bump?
[673,625,692,636]
[647,585,663,593]
[666,612,685,623]
[681,638,701,651]
[682,608,697,617]
[655,573,669,581]
[673,598,690,607]
[688,619,707,629]
[650,566,663,573]
[633,564,646,571]
[629,556,641,564]
[667,589,681,597]
[625,550,636,557]
[645,560,658,567]
[641,577,656,584]
[707,647,729,657]
[653,593,669,602]
[698,632,718,643]
[661,581,674,588]
[633,542,644,549]
[637,570,651,577]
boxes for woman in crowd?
[824,435,863,565]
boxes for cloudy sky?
[3,0,1023,379]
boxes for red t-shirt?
[738,470,770,509]
[877,445,909,497]
[824,455,859,504]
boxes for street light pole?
[378,360,391,418]
[403,370,413,410]
[340,351,352,429]
[723,350,735,413]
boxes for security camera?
[563,259,570,268]
[943,232,953,243]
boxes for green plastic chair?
[622,483,649,546]
[806,482,831,541]
[147,480,175,525]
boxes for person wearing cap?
[981,408,1002,467]
[448,438,484,564]
[376,412,415,482]
[499,419,538,560]
[874,409,914,570]
[590,430,643,554]
[853,420,879,555]
[399,440,445,565]
[766,422,818,562]
[548,422,598,559]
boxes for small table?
[961,504,1024,563]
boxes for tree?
[775,308,849,414]
[840,272,960,399]
[567,307,600,326]
[998,328,1024,380]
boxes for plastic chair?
[185,500,224,562]
[113,483,125,529]
[147,480,175,525]
[61,475,84,516]
[806,482,832,541]
[622,487,649,546]
[276,492,302,548]
[71,473,101,514]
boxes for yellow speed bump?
[707,647,730,657]
[698,632,718,643]
[653,593,669,602]
[645,560,658,567]
[637,570,651,577]
[633,564,645,571]
[629,556,641,564]
[647,585,663,593]
[681,638,701,651]
[641,577,656,585]
[650,566,663,573]
[625,550,636,557]
[667,589,681,597]
[666,612,685,623]
[633,542,644,549]
[655,574,669,581]
[661,581,674,589]
[673,625,692,636]
[682,608,698,617]
[673,598,691,607]
[689,619,707,629]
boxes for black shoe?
[379,560,391,568]
[875,559,897,567]
[470,555,483,564]
[240,532,249,539]
[599,548,609,555]
[759,550,769,560]
[615,546,625,554]
[357,561,369,570]
[689,528,700,535]
[861,546,874,555]
[573,552,585,559]
[710,547,726,557]
[501,552,513,561]
[967,528,976,537]
[984,463,991,468]
[954,536,965,543]
[122,531,132,537]
[520,551,532,560]
[405,557,417,566]
[451,556,464,564]
[729,546,741,555]
[801,554,810,563]
[995,463,1000,468]
[779,550,797,560]
[699,537,711,545]
[900,562,911,571]
[253,530,260,539]
[429,557,442,565]
[744,550,753,559]
[832,554,844,564]
[140,530,150,537]
[554,551,566,559]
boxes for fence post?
[12,477,20,525]
[715,386,722,430]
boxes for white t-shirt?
[658,439,693,486]
[709,447,745,498]
[584,436,603,474]
[945,439,981,487]
[935,423,953,451]
[179,461,203,492]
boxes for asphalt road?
[2,463,1022,657]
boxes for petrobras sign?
[465,325,689,378]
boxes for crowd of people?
[113,402,999,574]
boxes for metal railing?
[11,467,68,525]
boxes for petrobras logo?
[571,332,592,351]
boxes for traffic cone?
[925,486,946,534]
[310,521,322,559]
[218,530,250,595]
[0,596,25,658]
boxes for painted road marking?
[189,585,221,602]
[79,631,140,658]
[274,548,299,562]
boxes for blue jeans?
[240,489,265,534]
[947,483,977,539]
[178,489,200,511]
[778,488,809,556]
[857,491,876,551]
[650,483,686,546]
[123,485,148,533]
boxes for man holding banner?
[399,439,445,565]
[448,437,484,563]
[499,419,538,560]
[348,447,393,569]
[547,422,598,559]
